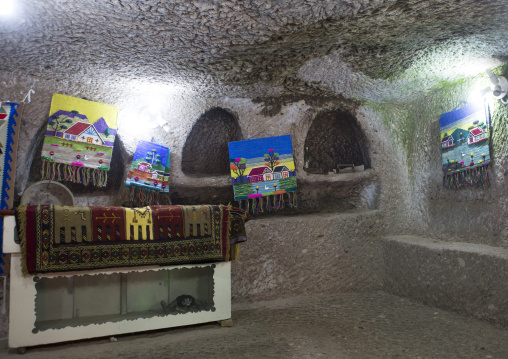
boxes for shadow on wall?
[304,109,371,173]
[181,107,243,176]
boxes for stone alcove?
[304,109,370,173]
[181,107,243,176]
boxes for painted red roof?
[248,166,272,176]
[64,122,91,135]
[470,128,482,136]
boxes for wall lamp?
[485,69,508,104]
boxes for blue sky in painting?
[228,135,294,160]
[132,140,170,169]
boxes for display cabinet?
[2,216,232,352]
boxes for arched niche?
[304,109,370,173]
[181,107,242,176]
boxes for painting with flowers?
[228,135,297,213]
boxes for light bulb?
[0,0,15,17]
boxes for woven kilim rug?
[17,204,248,275]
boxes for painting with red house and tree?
[40,94,119,187]
[228,135,297,213]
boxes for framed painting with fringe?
[228,134,297,214]
[0,101,24,274]
[125,140,171,206]
[441,101,490,189]
[40,94,119,187]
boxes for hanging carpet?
[17,204,249,275]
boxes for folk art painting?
[125,140,171,206]
[440,101,490,189]
[0,101,23,274]
[228,135,297,213]
[40,94,119,187]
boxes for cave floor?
[2,290,508,358]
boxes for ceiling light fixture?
[0,0,15,17]
[485,69,508,104]
[138,106,170,132]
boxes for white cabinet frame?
[3,216,232,350]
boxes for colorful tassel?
[239,192,298,214]
[41,160,108,187]
[443,164,490,190]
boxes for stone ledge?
[383,235,508,326]
[231,210,384,301]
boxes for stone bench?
[383,235,508,326]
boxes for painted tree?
[230,157,247,183]
[105,128,111,136]
[146,149,161,166]
[48,110,77,136]
[264,148,280,170]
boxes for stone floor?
[2,291,508,358]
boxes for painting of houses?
[125,140,171,193]
[467,127,488,145]
[248,166,273,183]
[441,134,455,149]
[273,165,290,179]
[228,135,297,201]
[137,161,152,172]
[440,101,490,175]
[62,122,104,145]
[40,94,119,172]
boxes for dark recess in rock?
[304,109,370,173]
[181,107,243,176]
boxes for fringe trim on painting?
[41,160,108,187]
[126,185,172,207]
[238,192,298,214]
[443,164,490,190]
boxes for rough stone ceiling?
[1,0,508,98]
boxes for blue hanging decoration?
[0,101,24,274]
